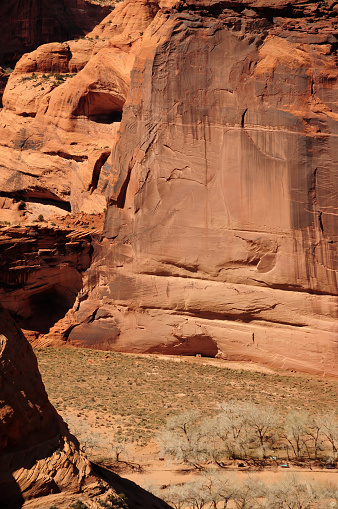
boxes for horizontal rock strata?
[0,224,96,340]
[0,0,337,376]
[72,0,338,375]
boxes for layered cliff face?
[0,0,337,375]
[0,222,100,342]
[68,0,338,375]
[0,0,113,67]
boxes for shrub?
[70,501,88,509]
[99,493,128,508]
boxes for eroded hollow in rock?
[23,284,77,334]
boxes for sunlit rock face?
[72,0,338,375]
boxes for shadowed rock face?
[0,304,173,508]
[69,0,338,375]
[0,0,112,67]
[0,225,94,342]
[0,305,95,507]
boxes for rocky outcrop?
[0,0,113,67]
[0,305,96,507]
[0,0,160,221]
[0,223,99,341]
[0,0,337,375]
[68,0,338,375]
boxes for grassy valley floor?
[35,348,338,499]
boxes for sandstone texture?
[0,304,96,507]
[0,223,95,341]
[68,0,338,376]
[0,0,112,67]
[0,0,337,376]
[0,0,159,222]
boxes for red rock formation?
[0,0,112,67]
[0,305,96,506]
[0,0,159,221]
[0,224,95,341]
[68,0,338,376]
[0,0,337,376]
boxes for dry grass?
[35,347,338,455]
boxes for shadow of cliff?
[0,472,24,509]
[91,463,173,509]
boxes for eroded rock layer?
[0,305,96,507]
[72,0,338,375]
[0,0,113,67]
[0,0,160,221]
[0,222,103,342]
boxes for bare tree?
[157,410,208,468]
[282,411,308,459]
[231,477,266,509]
[321,411,338,458]
[110,435,129,463]
[184,479,211,509]
[161,484,191,509]
[202,470,234,508]
[218,401,250,459]
[266,474,325,509]
[304,414,325,460]
[199,415,226,466]
[244,403,279,458]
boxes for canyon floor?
[35,348,338,497]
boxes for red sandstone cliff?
[70,0,338,375]
[0,0,337,375]
[0,0,113,67]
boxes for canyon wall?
[0,0,112,67]
[70,0,338,375]
[0,0,337,375]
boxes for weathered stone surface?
[0,0,112,67]
[0,305,95,507]
[69,0,338,375]
[0,224,94,340]
[0,0,337,376]
[0,0,159,221]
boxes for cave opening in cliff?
[75,91,124,124]
[24,285,77,334]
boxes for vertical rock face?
[0,305,95,507]
[72,0,338,375]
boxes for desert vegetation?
[35,348,337,508]
[35,348,338,454]
[157,405,337,468]
[155,472,338,509]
